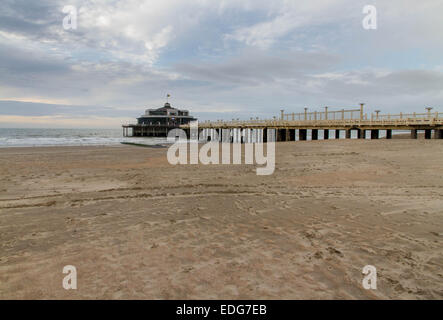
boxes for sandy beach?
[1,138,442,299]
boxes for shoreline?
[0,131,429,149]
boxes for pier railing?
[183,106,442,129]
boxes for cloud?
[0,114,132,128]
[0,100,139,117]
[176,50,341,85]
[224,0,354,49]
[1,0,443,127]
[0,41,69,74]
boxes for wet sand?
[0,139,442,299]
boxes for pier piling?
[425,129,432,139]
[289,129,296,141]
[386,129,392,139]
[324,129,329,140]
[299,129,307,141]
[434,129,443,139]
[371,130,379,140]
[312,129,318,140]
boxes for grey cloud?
[0,100,140,118]
[0,15,51,36]
[0,43,69,75]
[297,69,443,114]
[378,70,443,94]
[175,50,340,85]
[0,0,63,39]
[315,70,443,98]
[1,0,443,125]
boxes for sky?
[0,0,443,128]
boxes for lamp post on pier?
[375,110,381,120]
[360,103,365,120]
[426,107,433,118]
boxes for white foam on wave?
[0,128,168,147]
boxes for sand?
[0,139,442,299]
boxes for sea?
[0,128,168,148]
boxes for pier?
[180,104,443,142]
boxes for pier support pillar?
[386,129,392,139]
[251,129,257,143]
[251,129,256,143]
[289,129,296,141]
[324,129,329,140]
[371,130,379,140]
[425,129,432,139]
[263,129,267,143]
[267,129,276,142]
[312,129,318,140]
[411,129,418,139]
[434,129,443,139]
[237,128,243,143]
[299,129,307,141]
[285,129,291,141]
[243,128,249,143]
[241,129,247,143]
[221,129,230,143]
[231,128,237,143]
[335,129,340,139]
[345,129,351,139]
[276,129,284,142]
[244,128,250,143]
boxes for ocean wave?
[0,128,168,147]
